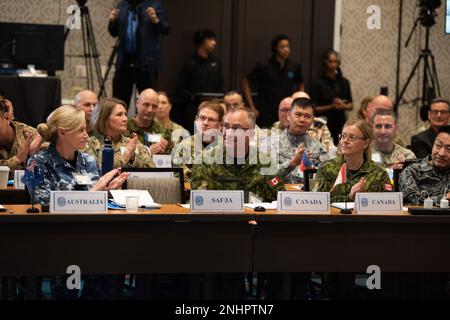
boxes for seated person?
[291,91,336,153]
[410,99,450,159]
[0,98,43,176]
[155,91,185,133]
[125,88,172,155]
[74,90,98,135]
[172,100,224,183]
[224,91,245,109]
[313,119,390,202]
[28,105,128,205]
[400,125,450,205]
[191,106,282,202]
[274,97,329,184]
[371,109,416,169]
[84,98,154,168]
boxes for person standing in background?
[108,0,170,106]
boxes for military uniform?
[371,143,416,167]
[125,117,174,153]
[191,145,284,202]
[172,134,220,183]
[274,129,329,184]
[27,144,100,206]
[399,156,450,205]
[83,134,154,169]
[308,118,336,152]
[0,121,38,172]
[313,156,390,202]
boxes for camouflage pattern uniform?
[308,119,336,151]
[83,134,154,169]
[125,117,174,154]
[0,121,38,171]
[27,144,100,205]
[172,134,220,183]
[271,119,336,151]
[371,143,416,167]
[313,156,391,202]
[274,129,329,184]
[191,145,284,202]
[399,156,450,205]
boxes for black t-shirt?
[311,74,352,143]
[177,52,223,101]
[247,56,303,127]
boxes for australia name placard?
[354,192,403,214]
[277,192,330,213]
[50,191,108,213]
[190,190,244,213]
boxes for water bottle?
[101,137,114,176]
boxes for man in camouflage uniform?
[371,109,416,168]
[0,99,42,177]
[400,125,450,205]
[191,106,282,202]
[172,100,224,183]
[125,88,173,154]
[274,97,329,184]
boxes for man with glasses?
[74,90,98,135]
[125,88,172,154]
[275,97,328,184]
[371,109,416,169]
[411,99,450,159]
[172,100,224,183]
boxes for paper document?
[331,202,355,210]
[110,189,161,208]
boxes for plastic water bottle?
[101,137,114,176]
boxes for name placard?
[50,191,108,214]
[354,192,403,214]
[277,192,330,214]
[153,154,172,168]
[190,190,244,213]
[14,170,25,189]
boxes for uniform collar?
[48,144,88,169]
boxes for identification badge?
[147,133,162,143]
[72,173,92,185]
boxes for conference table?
[1,204,450,279]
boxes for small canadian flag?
[267,176,281,187]
[384,183,393,191]
[333,163,347,189]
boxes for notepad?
[331,202,355,210]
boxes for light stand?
[65,0,105,96]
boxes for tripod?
[394,18,441,118]
[65,2,105,97]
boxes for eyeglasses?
[339,133,367,142]
[195,115,219,123]
[429,110,450,116]
[278,109,290,113]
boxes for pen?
[176,203,184,208]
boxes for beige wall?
[340,0,450,144]
[1,0,449,143]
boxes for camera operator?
[108,0,170,107]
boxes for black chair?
[0,189,30,204]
